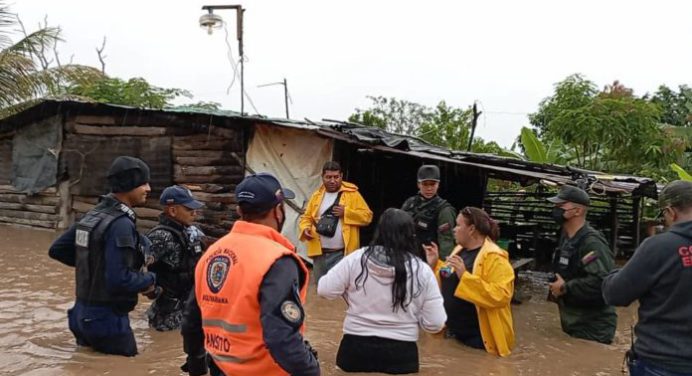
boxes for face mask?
[275,205,286,232]
[551,207,567,225]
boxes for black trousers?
[336,334,419,374]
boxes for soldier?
[402,165,457,259]
[48,156,157,356]
[146,185,206,331]
[547,185,617,344]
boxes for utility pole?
[257,78,291,119]
[466,102,482,152]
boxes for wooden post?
[632,196,641,247]
[610,196,619,257]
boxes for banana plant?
[670,163,692,181]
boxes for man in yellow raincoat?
[299,161,373,283]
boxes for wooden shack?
[0,98,659,261]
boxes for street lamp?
[199,4,245,115]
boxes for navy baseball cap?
[235,173,295,211]
[160,185,204,209]
[547,185,591,206]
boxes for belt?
[322,248,344,253]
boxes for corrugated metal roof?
[0,98,659,197]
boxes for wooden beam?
[0,209,58,221]
[72,123,168,136]
[0,202,57,214]
[174,174,244,184]
[174,165,244,176]
[192,192,237,204]
[0,216,55,228]
[74,115,116,125]
[0,193,60,206]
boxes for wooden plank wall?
[66,115,246,237]
[0,185,61,229]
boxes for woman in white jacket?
[317,208,446,374]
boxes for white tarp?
[246,123,333,261]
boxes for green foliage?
[68,77,191,109]
[520,127,547,163]
[417,101,472,151]
[349,96,428,135]
[176,101,223,111]
[671,163,692,181]
[349,96,520,157]
[649,85,692,127]
[529,74,685,177]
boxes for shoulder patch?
[280,301,303,324]
[581,251,598,265]
[75,229,89,248]
[206,255,232,293]
[438,223,451,233]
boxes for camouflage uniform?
[146,214,204,331]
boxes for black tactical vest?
[402,195,453,246]
[74,195,143,313]
[147,222,203,299]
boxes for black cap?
[417,165,440,182]
[160,185,204,209]
[659,180,692,209]
[547,185,590,206]
[235,173,295,212]
[107,156,150,193]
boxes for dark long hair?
[460,206,500,241]
[355,208,422,312]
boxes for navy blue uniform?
[181,256,319,376]
[49,195,155,356]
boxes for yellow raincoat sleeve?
[298,192,320,242]
[454,253,515,309]
[342,191,373,227]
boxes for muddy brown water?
[0,224,638,376]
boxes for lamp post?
[200,4,245,115]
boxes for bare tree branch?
[96,36,107,74]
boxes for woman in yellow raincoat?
[424,206,515,357]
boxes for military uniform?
[552,223,617,344]
[146,214,204,331]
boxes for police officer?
[181,172,319,376]
[146,185,206,331]
[402,165,457,259]
[546,185,617,344]
[48,156,157,356]
[603,180,692,375]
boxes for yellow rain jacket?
[298,181,373,257]
[435,238,515,357]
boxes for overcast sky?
[12,0,692,147]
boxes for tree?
[417,101,472,151]
[0,5,102,116]
[529,74,685,177]
[648,84,692,127]
[349,96,429,135]
[67,77,191,109]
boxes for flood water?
[0,224,638,376]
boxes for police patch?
[206,255,232,293]
[280,301,302,324]
[438,223,451,233]
[75,229,89,248]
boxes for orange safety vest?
[195,221,309,376]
